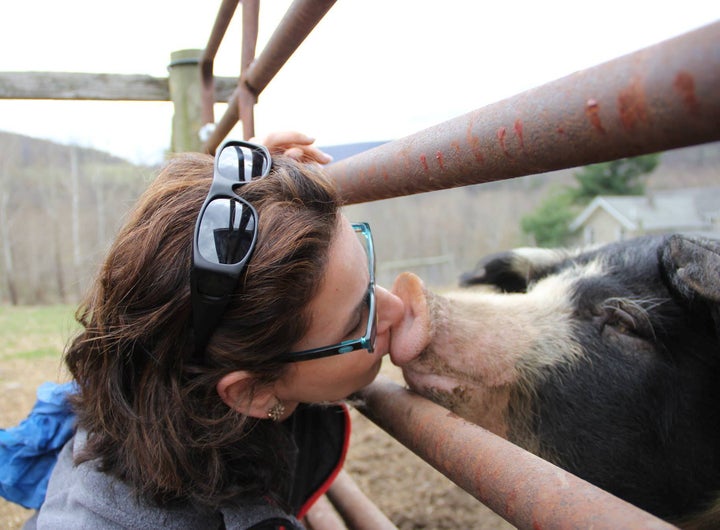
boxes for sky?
[1,1,718,165]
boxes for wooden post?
[168,49,204,153]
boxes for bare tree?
[0,191,18,305]
[70,146,83,299]
[0,135,20,305]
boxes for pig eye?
[606,308,637,335]
[601,299,655,340]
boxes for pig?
[389,234,720,529]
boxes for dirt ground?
[0,357,513,529]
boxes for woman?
[27,133,404,529]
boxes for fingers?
[283,146,333,164]
[262,130,315,149]
[282,147,305,161]
[298,146,333,164]
[256,131,334,165]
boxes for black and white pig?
[389,234,720,529]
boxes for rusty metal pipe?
[243,0,336,95]
[201,0,239,64]
[200,0,240,126]
[327,22,720,204]
[240,0,260,74]
[238,0,260,141]
[204,0,337,152]
[355,376,676,530]
[301,494,347,530]
[326,470,397,530]
[205,82,255,148]
[202,0,260,150]
[206,87,241,150]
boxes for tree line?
[521,154,660,247]
[1,132,554,304]
[0,132,151,305]
[1,130,713,305]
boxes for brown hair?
[65,152,339,509]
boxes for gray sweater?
[24,433,303,530]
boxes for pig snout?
[389,273,510,429]
[388,272,578,437]
[388,272,432,366]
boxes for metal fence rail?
[201,0,336,152]
[355,377,676,529]
[326,21,720,204]
[194,6,719,530]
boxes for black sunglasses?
[191,140,271,357]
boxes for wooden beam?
[0,71,237,102]
[169,49,204,153]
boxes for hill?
[0,131,154,304]
[1,131,718,303]
[342,141,720,287]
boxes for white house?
[569,187,720,245]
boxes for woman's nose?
[375,285,404,334]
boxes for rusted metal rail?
[200,0,259,141]
[355,377,676,530]
[326,470,397,530]
[197,7,717,527]
[201,0,336,153]
[200,0,244,126]
[326,21,720,204]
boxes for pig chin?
[403,346,514,439]
[397,291,515,437]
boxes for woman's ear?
[216,371,276,419]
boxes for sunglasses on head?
[191,141,378,363]
[191,140,271,357]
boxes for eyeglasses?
[191,140,272,357]
[277,222,377,363]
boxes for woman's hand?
[253,131,333,165]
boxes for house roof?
[320,141,388,162]
[569,187,720,232]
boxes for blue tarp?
[0,381,77,509]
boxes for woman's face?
[274,215,404,404]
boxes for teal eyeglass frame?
[278,222,377,363]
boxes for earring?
[267,401,286,422]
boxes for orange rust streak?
[617,79,648,130]
[674,71,701,115]
[514,119,525,149]
[466,120,484,163]
[497,127,511,157]
[585,98,606,133]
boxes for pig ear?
[660,235,720,333]
[390,272,432,365]
[459,251,527,291]
[459,247,568,292]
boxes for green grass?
[0,305,79,360]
